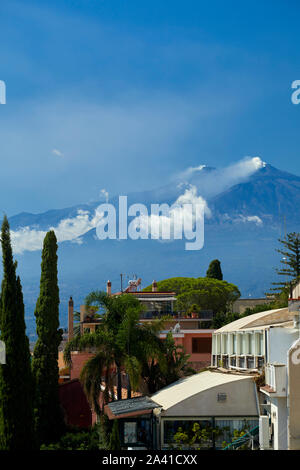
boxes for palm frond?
[80,351,114,416]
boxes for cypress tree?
[0,215,34,450]
[206,259,223,280]
[32,230,65,445]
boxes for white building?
[212,305,300,450]
[151,370,259,449]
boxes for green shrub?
[40,427,100,450]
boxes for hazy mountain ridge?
[3,162,300,337]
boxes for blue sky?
[0,0,300,215]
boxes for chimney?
[107,280,112,296]
[152,280,157,292]
[68,296,74,341]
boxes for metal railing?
[222,426,259,450]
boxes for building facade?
[212,305,300,450]
[104,370,260,450]
[68,278,214,371]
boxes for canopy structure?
[105,371,259,421]
[151,370,259,417]
[216,308,291,333]
[105,396,159,420]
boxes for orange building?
[61,278,214,427]
[67,278,214,372]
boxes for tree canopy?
[64,292,167,412]
[143,277,240,314]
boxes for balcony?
[140,310,214,321]
[261,364,287,397]
[140,310,172,319]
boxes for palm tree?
[115,304,167,397]
[73,306,100,337]
[140,331,195,393]
[73,310,81,337]
[64,291,166,415]
[162,331,195,385]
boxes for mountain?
[210,164,300,226]
[2,162,300,338]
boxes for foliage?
[222,424,256,450]
[212,289,288,328]
[161,331,195,386]
[242,299,287,318]
[109,419,121,450]
[32,231,65,445]
[143,277,240,314]
[187,303,200,314]
[0,216,35,450]
[171,422,222,450]
[64,292,166,412]
[139,330,195,394]
[40,427,100,450]
[172,421,255,450]
[73,310,81,337]
[206,259,223,280]
[211,311,240,329]
[271,232,300,293]
[98,414,111,449]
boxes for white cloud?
[180,164,208,179]
[7,156,265,253]
[52,148,64,157]
[132,185,211,241]
[237,215,263,226]
[99,188,109,202]
[10,209,103,254]
[177,156,266,199]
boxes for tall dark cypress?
[0,215,34,450]
[32,230,64,445]
[206,259,223,281]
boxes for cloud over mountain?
[6,156,270,254]
[178,156,266,199]
[10,209,102,254]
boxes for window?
[163,419,212,445]
[192,337,212,354]
[214,418,259,449]
[247,356,255,369]
[217,393,227,402]
[121,417,151,446]
[230,356,236,367]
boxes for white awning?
[151,370,258,417]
